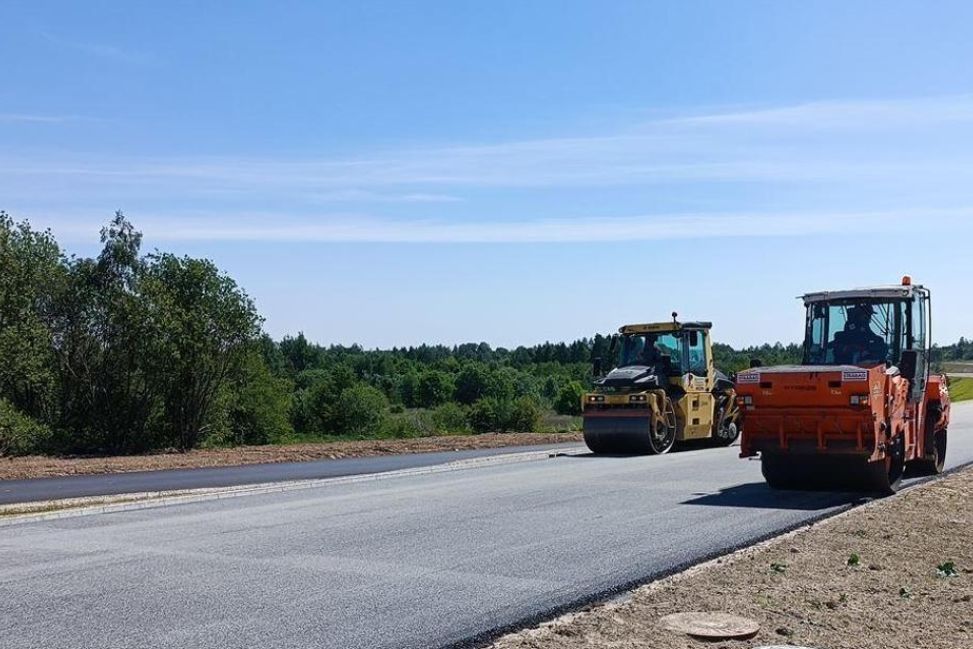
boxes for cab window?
[686,330,706,375]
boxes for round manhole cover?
[660,612,760,640]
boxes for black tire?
[761,454,809,490]
[909,428,947,476]
[647,398,677,455]
[865,436,905,495]
[713,421,739,447]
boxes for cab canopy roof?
[618,321,712,335]
[801,284,927,305]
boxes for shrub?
[333,384,388,437]
[467,396,538,433]
[397,372,421,408]
[554,381,585,416]
[509,396,541,432]
[381,414,424,439]
[291,376,336,435]
[431,402,469,434]
[0,398,53,456]
[454,364,490,405]
[418,370,454,408]
[468,398,500,434]
[225,352,294,445]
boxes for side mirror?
[899,349,918,381]
[592,356,603,377]
[749,358,763,368]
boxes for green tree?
[541,375,560,404]
[0,398,53,456]
[0,212,64,422]
[418,370,454,408]
[333,384,388,437]
[467,397,500,434]
[554,381,585,416]
[509,396,541,432]
[222,350,294,445]
[397,371,421,408]
[454,364,490,405]
[53,213,156,453]
[141,252,261,449]
[430,402,469,434]
[291,371,336,435]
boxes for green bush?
[291,375,337,435]
[431,402,469,434]
[381,414,424,439]
[468,398,500,434]
[333,384,388,437]
[454,364,490,405]
[418,370,454,408]
[225,352,294,445]
[509,396,541,432]
[0,398,53,456]
[467,396,539,433]
[554,381,585,416]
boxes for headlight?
[587,395,605,403]
[629,394,647,403]
[743,395,753,405]
[850,394,869,406]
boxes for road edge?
[0,447,586,526]
[453,457,973,649]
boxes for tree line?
[1,212,970,457]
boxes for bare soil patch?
[492,468,973,649]
[0,432,582,481]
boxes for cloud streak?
[37,209,973,244]
[39,31,159,66]
[4,94,973,194]
[0,113,88,124]
[5,94,973,248]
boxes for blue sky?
[2,1,973,348]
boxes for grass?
[949,377,973,402]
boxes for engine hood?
[596,365,665,389]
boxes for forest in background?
[2,212,970,457]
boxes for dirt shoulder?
[492,468,973,649]
[0,432,582,481]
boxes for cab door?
[681,329,714,439]
[909,292,930,403]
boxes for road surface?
[2,403,971,649]
[0,443,579,505]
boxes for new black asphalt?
[0,443,579,505]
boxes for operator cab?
[595,321,713,390]
[801,277,931,399]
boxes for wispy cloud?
[36,208,973,244]
[39,31,159,66]
[308,190,464,204]
[0,113,89,124]
[667,95,973,128]
[4,94,973,195]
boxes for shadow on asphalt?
[681,482,861,510]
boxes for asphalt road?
[2,403,971,649]
[0,443,578,505]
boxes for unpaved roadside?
[491,468,973,649]
[0,432,582,481]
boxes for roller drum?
[583,415,655,454]
[761,452,903,494]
